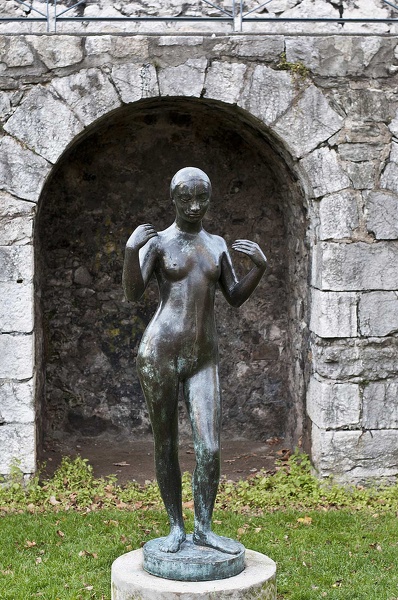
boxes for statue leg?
[138,362,186,553]
[184,364,241,555]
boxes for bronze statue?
[123,167,267,556]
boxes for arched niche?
[34,97,309,452]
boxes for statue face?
[172,178,211,223]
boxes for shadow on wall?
[35,97,308,447]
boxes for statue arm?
[123,224,158,302]
[219,239,267,308]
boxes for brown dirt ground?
[41,437,289,485]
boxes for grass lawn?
[1,508,398,599]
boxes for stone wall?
[0,29,397,483]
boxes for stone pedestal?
[111,547,276,600]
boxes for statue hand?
[232,239,267,269]
[126,224,158,251]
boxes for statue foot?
[159,527,186,553]
[193,531,242,555]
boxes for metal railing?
[2,0,398,32]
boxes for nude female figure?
[123,167,267,555]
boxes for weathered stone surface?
[0,137,51,202]
[0,193,35,245]
[0,282,34,333]
[310,289,358,338]
[343,160,378,190]
[273,85,343,158]
[51,68,121,127]
[4,86,84,164]
[111,63,159,103]
[300,148,351,198]
[338,143,385,162]
[312,425,398,482]
[157,36,204,47]
[359,291,398,337]
[0,379,34,424]
[204,61,247,104]
[312,241,398,291]
[307,376,360,429]
[238,65,294,126]
[0,334,34,379]
[362,381,398,429]
[212,35,284,59]
[29,35,83,69]
[86,35,149,57]
[158,58,207,97]
[366,190,398,239]
[380,161,398,194]
[330,122,391,146]
[0,37,34,67]
[318,189,359,240]
[0,423,35,474]
[312,337,398,381]
[0,245,33,284]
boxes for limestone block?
[0,423,35,475]
[273,85,343,158]
[86,35,149,58]
[362,381,398,429]
[0,282,34,333]
[0,379,34,424]
[338,143,385,162]
[0,245,33,284]
[158,58,207,98]
[312,241,398,291]
[0,193,35,245]
[4,86,84,164]
[0,37,34,67]
[157,36,204,47]
[0,334,34,379]
[29,35,83,69]
[343,160,378,190]
[51,68,121,127]
[359,291,398,337]
[311,425,398,482]
[310,289,358,338]
[238,65,294,126]
[204,61,247,105]
[381,161,398,194]
[300,148,351,198]
[366,190,398,239]
[389,112,398,138]
[312,337,398,381]
[111,63,159,103]
[212,35,284,59]
[307,376,360,429]
[318,190,359,240]
[0,91,12,121]
[331,122,390,146]
[0,136,51,202]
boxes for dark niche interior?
[36,98,308,446]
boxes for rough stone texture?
[0,137,51,203]
[307,377,360,429]
[0,379,35,424]
[0,245,34,284]
[204,61,247,105]
[239,65,294,126]
[312,337,398,382]
[0,194,35,246]
[273,85,343,159]
[312,425,398,482]
[4,86,84,164]
[318,190,360,240]
[212,35,284,59]
[86,35,149,58]
[111,63,159,103]
[362,381,398,429]
[0,334,34,379]
[366,190,398,239]
[0,36,34,67]
[29,35,83,69]
[312,241,398,291]
[343,160,378,190]
[158,58,207,97]
[300,148,351,198]
[0,424,36,474]
[359,291,398,337]
[310,289,358,338]
[51,68,121,127]
[0,282,34,333]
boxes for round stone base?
[111,547,276,600]
[143,534,245,581]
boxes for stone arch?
[0,59,348,475]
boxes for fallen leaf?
[56,530,65,538]
[214,520,222,525]
[35,557,42,565]
[83,584,94,591]
[24,540,37,548]
[297,516,312,525]
[182,501,194,509]
[113,461,130,467]
[254,527,262,533]
[49,496,60,506]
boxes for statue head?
[170,167,212,223]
